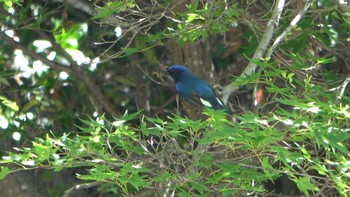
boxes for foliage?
[1,99,350,196]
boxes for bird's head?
[167,65,191,82]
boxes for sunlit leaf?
[0,167,10,180]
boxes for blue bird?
[167,65,228,111]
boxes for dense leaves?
[1,106,349,196]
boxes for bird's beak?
[162,65,170,73]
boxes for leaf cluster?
[1,95,349,196]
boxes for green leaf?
[128,173,150,191]
[261,157,275,182]
[154,172,174,182]
[53,22,86,49]
[227,7,239,17]
[190,181,208,195]
[32,141,53,163]
[93,2,122,19]
[294,176,319,196]
[326,131,350,154]
[78,165,116,181]
[122,47,141,56]
[0,167,10,180]
[140,122,161,136]
[0,96,19,111]
[0,78,10,86]
[22,99,40,112]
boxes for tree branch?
[265,1,312,58]
[0,31,121,116]
[32,31,122,117]
[0,31,73,74]
[63,181,101,197]
[334,75,350,105]
[222,0,286,103]
[52,0,131,28]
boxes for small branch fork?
[266,1,312,58]
[222,0,312,103]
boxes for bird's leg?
[176,95,180,114]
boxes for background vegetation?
[0,0,349,196]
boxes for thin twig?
[137,64,163,85]
[237,163,329,181]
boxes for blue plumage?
[167,65,227,110]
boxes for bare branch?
[266,1,312,58]
[335,75,350,105]
[222,0,286,103]
[63,181,101,197]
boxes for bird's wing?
[195,80,227,110]
[200,95,226,110]
[177,81,227,110]
[181,92,204,109]
[176,86,202,110]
